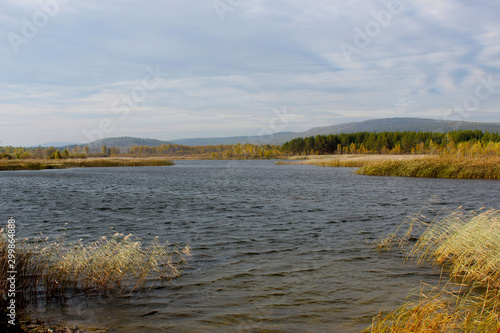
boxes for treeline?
[128,143,283,159]
[282,130,500,155]
[3,130,500,160]
[0,145,120,160]
[0,143,285,160]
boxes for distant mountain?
[170,118,500,146]
[170,132,298,146]
[302,118,500,137]
[37,137,171,150]
[37,118,500,149]
[88,137,170,147]
[82,136,171,152]
[38,141,78,148]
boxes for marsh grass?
[358,155,500,179]
[280,155,424,168]
[0,230,190,323]
[366,284,500,332]
[285,154,500,179]
[0,158,174,171]
[367,206,500,332]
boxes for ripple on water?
[1,160,499,332]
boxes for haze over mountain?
[170,118,500,146]
[301,118,500,137]
[169,132,299,146]
[41,118,500,149]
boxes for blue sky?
[1,0,500,146]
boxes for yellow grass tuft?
[368,206,500,332]
[0,231,189,302]
[366,285,500,333]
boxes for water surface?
[1,160,498,332]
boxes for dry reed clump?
[366,285,500,333]
[410,208,500,289]
[367,206,500,332]
[0,230,190,302]
[0,158,174,171]
[357,155,500,179]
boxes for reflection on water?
[1,160,498,332]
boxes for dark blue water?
[1,160,498,332]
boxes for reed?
[0,158,174,171]
[410,208,500,289]
[282,155,423,168]
[0,230,189,327]
[286,154,500,179]
[302,158,370,168]
[367,206,500,332]
[357,155,500,179]
[366,286,500,333]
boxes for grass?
[283,154,500,179]
[0,230,189,328]
[357,155,500,179]
[366,285,500,333]
[366,206,500,332]
[279,154,425,168]
[0,157,175,171]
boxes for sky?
[1,0,500,146]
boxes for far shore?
[2,154,499,179]
[283,154,427,165]
[281,154,500,179]
[0,157,174,171]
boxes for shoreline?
[0,157,174,171]
[283,154,500,179]
[0,156,287,171]
[281,154,426,165]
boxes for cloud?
[1,0,500,146]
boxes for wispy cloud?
[1,0,500,145]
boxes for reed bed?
[367,206,500,332]
[284,154,500,179]
[358,155,500,179]
[366,286,500,333]
[280,155,424,168]
[0,158,174,171]
[0,230,189,328]
[303,158,372,168]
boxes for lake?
[1,160,498,332]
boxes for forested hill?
[282,130,500,155]
[39,118,500,149]
[171,118,500,146]
[302,118,500,137]
[85,137,171,152]
[169,132,297,146]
